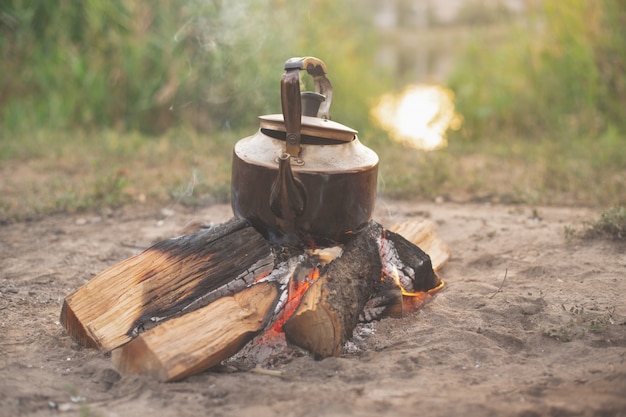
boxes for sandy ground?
[1,199,625,417]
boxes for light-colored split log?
[389,219,450,271]
[60,219,274,350]
[111,282,279,381]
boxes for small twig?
[488,269,508,299]
[119,241,147,250]
[250,366,294,380]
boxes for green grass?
[448,0,626,141]
[0,1,384,135]
[2,126,624,224]
[0,128,233,222]
[581,206,626,242]
[2,1,625,223]
[373,132,626,207]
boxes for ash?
[345,322,378,354]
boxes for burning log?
[60,215,448,380]
[283,222,384,358]
[60,218,274,350]
[388,220,450,272]
[381,227,440,292]
[283,221,443,358]
[111,282,278,382]
[357,219,448,321]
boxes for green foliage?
[0,0,386,134]
[582,206,626,242]
[0,128,236,222]
[4,1,625,216]
[448,0,626,140]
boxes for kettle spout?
[270,153,307,221]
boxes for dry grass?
[0,129,233,222]
[581,206,626,242]
[2,128,624,224]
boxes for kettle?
[231,56,379,246]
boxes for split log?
[283,220,445,358]
[60,218,274,350]
[111,282,278,382]
[283,221,384,358]
[382,227,441,293]
[389,220,450,271]
[361,220,447,322]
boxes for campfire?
[60,217,448,381]
[59,56,449,381]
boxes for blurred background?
[1,0,625,222]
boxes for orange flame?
[401,278,444,313]
[263,267,320,339]
[254,271,270,282]
[389,265,445,314]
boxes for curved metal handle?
[281,56,333,157]
[284,57,333,120]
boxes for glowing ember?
[371,84,462,151]
[253,271,270,282]
[264,267,320,338]
[389,265,445,314]
[401,279,445,313]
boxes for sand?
[1,200,625,417]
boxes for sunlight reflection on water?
[371,84,462,151]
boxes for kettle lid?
[259,114,357,142]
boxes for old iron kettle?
[231,56,379,246]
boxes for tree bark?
[283,220,448,357]
[283,221,384,358]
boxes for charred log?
[60,218,274,350]
[282,221,384,358]
[60,215,449,380]
[388,220,450,272]
[379,229,440,293]
[361,221,444,322]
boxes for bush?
[0,0,386,135]
[582,206,626,241]
[448,0,626,141]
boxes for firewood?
[60,218,274,350]
[283,221,384,358]
[389,220,450,271]
[111,282,279,382]
[361,219,447,322]
[382,227,440,292]
[284,220,446,357]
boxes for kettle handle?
[281,57,333,157]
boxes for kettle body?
[230,57,379,246]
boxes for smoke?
[170,0,296,128]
